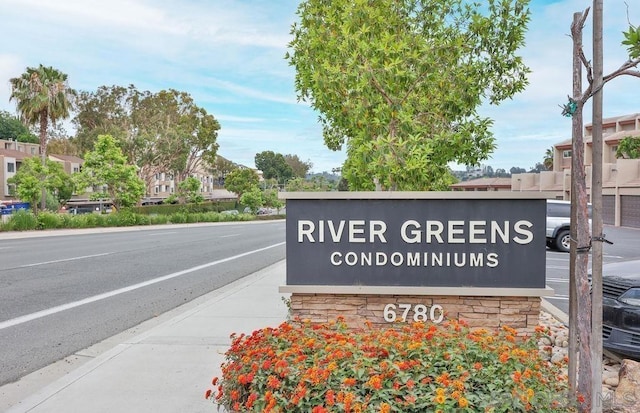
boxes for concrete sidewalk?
[2,260,289,413]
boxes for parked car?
[68,206,95,215]
[546,199,592,253]
[602,260,640,360]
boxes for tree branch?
[578,48,593,85]
[588,58,640,99]
[400,69,430,105]
[363,60,395,107]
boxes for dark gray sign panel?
[286,198,546,288]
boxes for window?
[154,186,159,194]
[7,162,15,173]
[31,148,36,154]
[563,150,572,158]
[73,167,79,173]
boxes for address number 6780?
[383,303,444,324]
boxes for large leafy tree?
[47,137,80,156]
[0,111,38,143]
[254,151,294,184]
[73,85,220,193]
[283,154,312,178]
[9,65,74,207]
[211,155,240,186]
[177,176,204,204]
[224,168,260,200]
[288,0,530,190]
[7,157,74,213]
[73,134,145,210]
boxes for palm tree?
[543,147,554,171]
[9,65,74,210]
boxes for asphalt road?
[544,225,640,315]
[0,221,285,386]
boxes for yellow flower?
[458,397,469,408]
[527,388,535,399]
[434,394,446,404]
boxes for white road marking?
[20,253,112,268]
[220,234,240,238]
[547,295,569,300]
[547,278,569,283]
[0,242,285,331]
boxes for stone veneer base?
[287,293,541,335]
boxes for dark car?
[602,260,640,360]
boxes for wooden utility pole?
[591,1,604,411]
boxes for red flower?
[367,375,383,390]
[246,393,258,409]
[204,389,212,399]
[343,377,357,387]
[326,389,336,406]
[267,375,281,389]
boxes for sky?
[0,0,639,174]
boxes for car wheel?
[555,229,570,253]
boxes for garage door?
[620,195,640,228]
[603,195,615,225]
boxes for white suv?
[546,199,592,252]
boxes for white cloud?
[215,114,265,123]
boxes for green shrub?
[169,213,188,224]
[5,210,38,231]
[149,214,170,225]
[110,211,139,226]
[203,212,221,222]
[135,214,151,225]
[37,211,63,229]
[0,206,276,233]
[132,200,237,215]
[186,213,204,223]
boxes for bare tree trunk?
[568,12,581,395]
[39,112,48,212]
[591,1,604,410]
[571,10,593,412]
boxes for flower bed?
[206,318,576,412]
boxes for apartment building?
[449,113,640,227]
[511,113,640,228]
[0,138,41,200]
